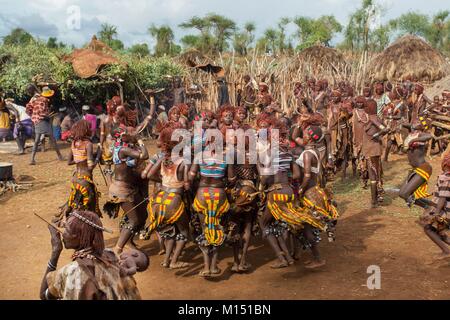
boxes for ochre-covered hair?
[71,119,92,141]
[217,104,235,120]
[355,96,366,104]
[256,112,276,128]
[365,99,378,115]
[67,211,105,256]
[176,103,190,116]
[159,127,179,153]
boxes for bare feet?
[231,263,239,273]
[160,261,170,268]
[169,261,190,269]
[304,259,326,269]
[210,267,221,275]
[199,269,211,278]
[238,262,251,272]
[158,249,166,256]
[286,256,295,266]
[270,260,288,269]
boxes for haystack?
[294,44,349,74]
[63,36,121,79]
[368,34,450,83]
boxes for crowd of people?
[2,74,449,300]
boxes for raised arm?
[119,139,149,161]
[146,157,163,181]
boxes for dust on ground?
[0,141,448,300]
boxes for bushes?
[0,42,185,104]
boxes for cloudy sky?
[0,0,448,48]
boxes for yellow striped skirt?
[412,167,432,200]
[267,192,326,231]
[68,175,101,216]
[145,191,185,235]
[193,188,230,246]
[301,186,339,221]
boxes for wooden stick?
[34,213,63,234]
[97,163,109,187]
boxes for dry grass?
[178,36,450,112]
[368,35,450,83]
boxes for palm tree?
[149,24,175,56]
[233,21,256,55]
[207,13,236,53]
[430,10,449,49]
[179,16,213,53]
[98,23,118,45]
[264,28,278,55]
[277,17,290,53]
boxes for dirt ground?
[0,140,449,300]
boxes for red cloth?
[61,130,71,141]
[26,96,50,124]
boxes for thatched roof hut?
[177,49,211,67]
[63,36,121,79]
[293,44,349,74]
[291,44,351,79]
[368,34,450,83]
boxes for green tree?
[428,10,450,51]
[46,37,58,49]
[369,24,391,51]
[341,0,381,51]
[180,13,236,54]
[129,43,150,57]
[98,23,124,51]
[98,23,118,44]
[255,37,269,54]
[148,24,176,56]
[233,21,255,55]
[294,15,342,50]
[180,16,214,53]
[180,35,201,50]
[3,28,34,46]
[389,12,430,37]
[207,13,236,53]
[263,28,278,55]
[277,17,291,53]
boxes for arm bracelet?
[47,261,57,271]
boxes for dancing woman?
[228,107,259,272]
[142,127,191,269]
[188,135,235,277]
[103,126,149,254]
[57,120,101,222]
[296,125,339,268]
[257,115,325,268]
